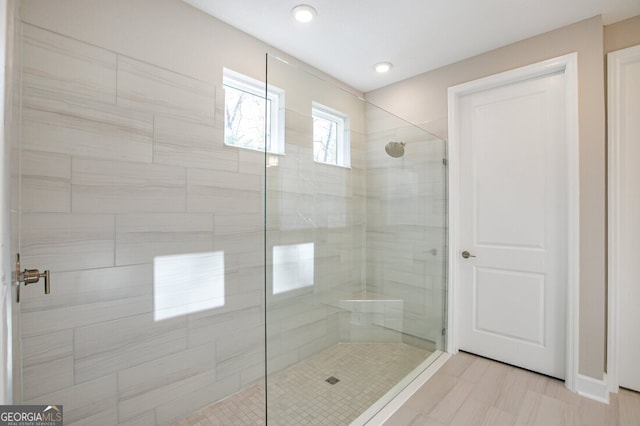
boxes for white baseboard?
[576,373,609,404]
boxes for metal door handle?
[461,250,476,259]
[15,254,50,303]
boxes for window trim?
[312,101,351,168]
[223,68,285,154]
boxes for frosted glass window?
[153,251,225,321]
[273,243,314,294]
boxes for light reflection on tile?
[153,251,225,321]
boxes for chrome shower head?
[385,141,406,158]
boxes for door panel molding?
[447,53,580,392]
[607,43,640,394]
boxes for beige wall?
[604,15,640,54]
[367,16,608,379]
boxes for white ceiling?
[183,0,640,92]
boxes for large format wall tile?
[20,150,71,212]
[215,347,263,382]
[119,371,239,424]
[74,314,187,384]
[237,149,264,176]
[22,88,153,163]
[20,296,152,339]
[187,306,263,348]
[24,375,117,425]
[66,408,118,426]
[21,330,73,400]
[118,370,217,422]
[22,24,117,102]
[19,265,153,338]
[283,109,312,147]
[20,264,152,312]
[118,342,216,401]
[115,213,214,265]
[153,115,237,171]
[214,212,262,235]
[215,324,264,366]
[214,231,264,268]
[297,313,341,360]
[20,213,115,272]
[72,158,186,213]
[350,131,367,170]
[279,319,330,354]
[154,375,241,425]
[118,412,156,426]
[117,57,215,122]
[224,265,263,300]
[186,168,261,214]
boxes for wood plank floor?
[384,351,640,426]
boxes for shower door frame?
[446,53,581,393]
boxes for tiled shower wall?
[17,22,261,425]
[15,23,365,425]
[264,57,366,372]
[365,104,447,346]
[12,2,446,424]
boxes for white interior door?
[609,44,640,393]
[456,71,568,379]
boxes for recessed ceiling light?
[292,4,317,23]
[374,62,393,73]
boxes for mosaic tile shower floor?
[173,342,431,425]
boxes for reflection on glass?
[153,251,225,321]
[273,243,314,294]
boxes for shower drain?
[325,376,340,385]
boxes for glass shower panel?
[365,103,448,353]
[13,21,267,424]
[265,54,447,425]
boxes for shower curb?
[351,351,451,425]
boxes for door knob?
[15,253,50,303]
[461,250,476,259]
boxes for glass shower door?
[264,54,447,425]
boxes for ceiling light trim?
[292,4,317,23]
[374,62,393,73]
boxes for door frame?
[0,0,11,405]
[446,53,580,392]
[607,44,640,394]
